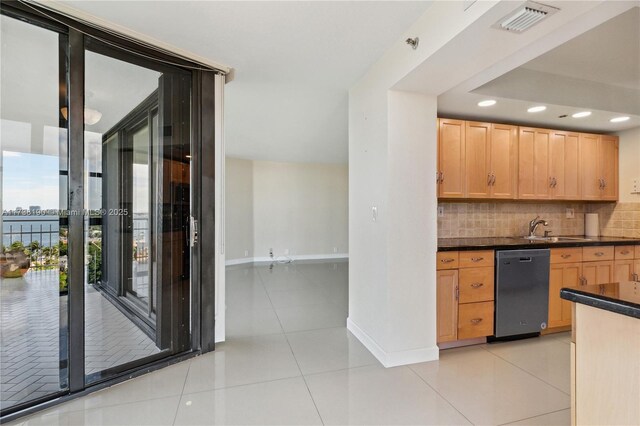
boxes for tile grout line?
[256,265,326,426]
[171,361,193,426]
[496,407,570,426]
[482,341,571,397]
[406,364,476,426]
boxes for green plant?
[59,271,68,293]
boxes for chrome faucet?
[528,216,548,237]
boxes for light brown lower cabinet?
[436,269,458,343]
[437,250,495,344]
[548,262,581,329]
[548,245,639,333]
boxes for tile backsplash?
[438,202,588,238]
[438,201,640,238]
[587,202,640,238]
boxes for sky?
[2,151,59,210]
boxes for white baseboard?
[347,317,439,368]
[225,253,348,266]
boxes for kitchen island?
[561,281,640,425]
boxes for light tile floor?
[5,261,571,425]
[1,270,160,411]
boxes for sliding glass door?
[83,40,192,384]
[0,2,218,417]
[0,14,69,412]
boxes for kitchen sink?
[518,236,593,243]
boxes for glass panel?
[83,45,192,383]
[0,15,68,411]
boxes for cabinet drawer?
[583,246,614,262]
[459,267,494,303]
[458,301,494,339]
[551,248,583,264]
[437,252,459,270]
[636,246,640,259]
[459,250,494,268]
[615,246,635,260]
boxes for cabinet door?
[465,121,492,198]
[614,261,634,283]
[549,263,581,328]
[437,270,458,343]
[550,131,580,200]
[582,261,614,286]
[600,135,618,201]
[438,119,466,198]
[548,265,565,328]
[490,124,518,199]
[518,127,550,199]
[579,133,601,200]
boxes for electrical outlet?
[284,248,289,255]
[566,208,574,219]
[333,247,338,253]
[269,248,273,258]
[244,250,249,257]
[372,206,378,222]
[438,206,444,218]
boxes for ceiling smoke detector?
[494,2,559,33]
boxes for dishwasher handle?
[519,257,533,262]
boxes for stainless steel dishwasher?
[494,249,550,338]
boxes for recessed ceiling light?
[610,116,630,123]
[527,106,546,113]
[572,111,592,118]
[478,100,496,107]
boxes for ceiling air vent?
[494,2,559,33]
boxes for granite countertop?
[561,281,640,319]
[438,236,640,252]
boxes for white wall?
[617,126,640,203]
[347,1,498,368]
[225,157,348,262]
[252,161,348,259]
[225,158,254,261]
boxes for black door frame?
[0,1,220,420]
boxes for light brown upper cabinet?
[465,121,492,198]
[600,135,619,201]
[489,123,518,199]
[437,120,517,200]
[518,127,551,200]
[579,133,619,201]
[437,119,466,198]
[437,118,617,201]
[549,131,580,200]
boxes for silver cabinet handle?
[471,257,484,262]
[620,250,630,255]
[602,178,606,188]
[549,177,554,188]
[553,177,558,188]
[633,273,639,282]
[470,282,484,288]
[436,171,440,184]
[440,258,455,263]
[561,254,571,259]
[491,174,496,186]
[579,276,587,286]
[594,252,605,257]
[487,173,492,186]
[470,318,483,324]
[440,172,444,183]
[455,286,459,301]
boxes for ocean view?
[2,215,60,247]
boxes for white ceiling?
[438,5,640,133]
[57,1,431,164]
